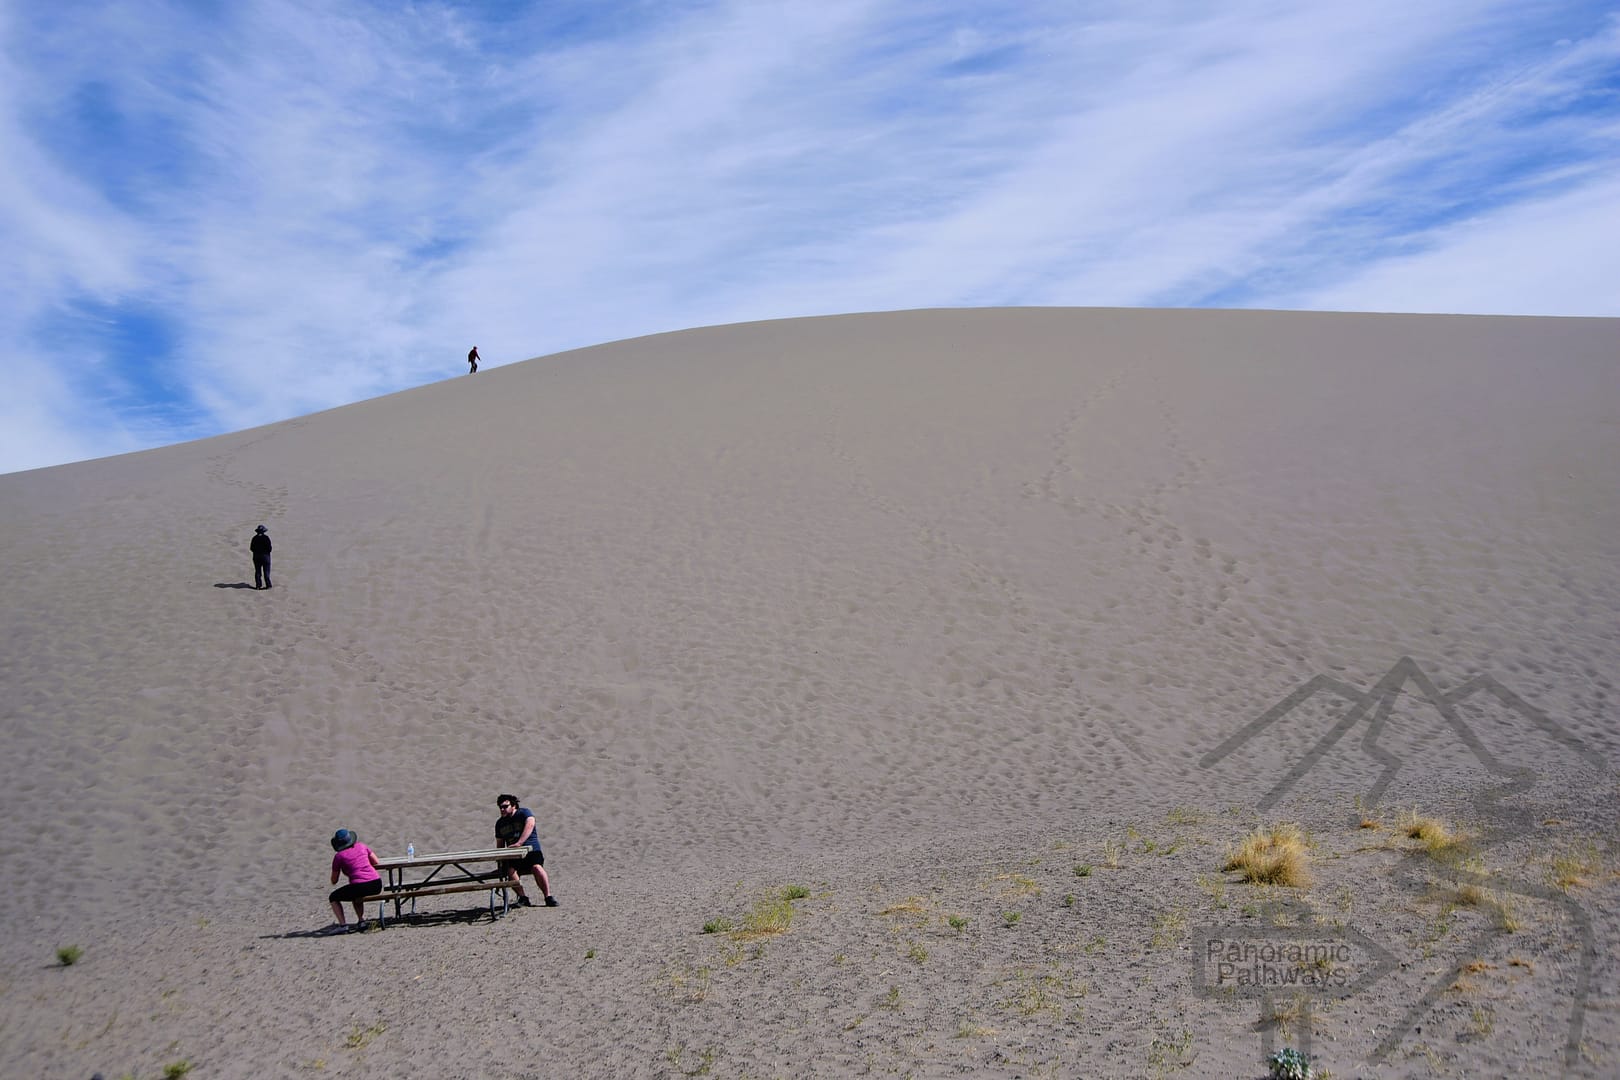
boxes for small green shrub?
[1074,863,1093,877]
[55,945,83,966]
[701,917,734,934]
[781,884,811,901]
[1266,1046,1312,1079]
[163,1062,194,1080]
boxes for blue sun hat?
[331,828,357,851]
[256,525,268,534]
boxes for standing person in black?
[250,524,273,590]
[467,345,479,374]
[495,793,558,907]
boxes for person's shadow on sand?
[213,582,257,590]
[272,924,376,940]
[265,907,504,940]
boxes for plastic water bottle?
[406,843,415,860]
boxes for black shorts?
[330,878,384,903]
[512,848,544,869]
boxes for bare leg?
[531,864,552,899]
[507,867,529,902]
[330,900,346,925]
[351,900,368,924]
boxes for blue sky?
[3,1,1618,475]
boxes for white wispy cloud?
[1,0,1615,474]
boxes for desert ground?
[1,307,1617,1079]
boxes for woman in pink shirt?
[328,828,382,931]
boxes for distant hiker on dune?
[250,524,273,590]
[467,345,480,374]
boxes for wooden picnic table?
[366,847,530,925]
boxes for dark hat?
[255,524,268,534]
[331,829,356,851]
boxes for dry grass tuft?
[1398,809,1473,861]
[879,897,931,917]
[1489,892,1523,933]
[1548,842,1603,891]
[1223,824,1311,887]
[995,872,1041,898]
[1257,993,1308,1037]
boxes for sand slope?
[1,307,1617,1078]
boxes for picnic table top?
[374,847,528,870]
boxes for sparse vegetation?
[1147,1027,1194,1073]
[907,941,928,964]
[997,872,1040,897]
[1002,910,1021,927]
[1399,809,1471,861]
[1002,979,1058,1017]
[705,885,810,940]
[1266,1045,1312,1079]
[665,962,713,1003]
[1224,824,1311,887]
[344,1021,386,1049]
[55,944,83,966]
[739,892,797,937]
[1150,907,1187,948]
[1260,995,1308,1040]
[1074,863,1094,877]
[879,897,930,917]
[1548,841,1603,891]
[947,914,968,931]
[163,1063,194,1080]
[995,969,1087,1020]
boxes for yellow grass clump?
[1222,823,1311,887]
[1548,843,1603,891]
[1398,809,1471,860]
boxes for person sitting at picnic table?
[495,794,558,907]
[328,828,382,931]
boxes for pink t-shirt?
[332,843,380,884]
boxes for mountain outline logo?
[1199,657,1606,1068]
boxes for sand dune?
[2,307,1617,1078]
